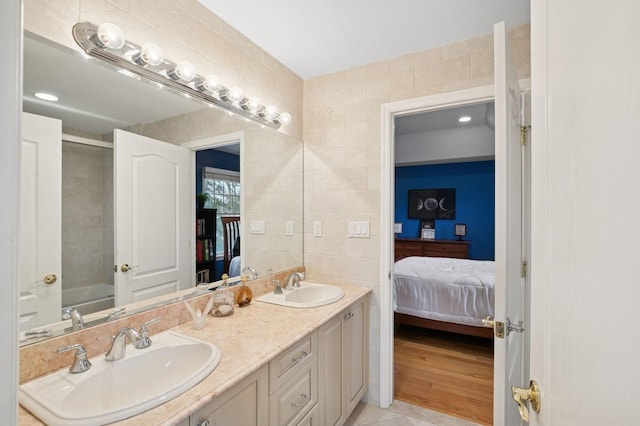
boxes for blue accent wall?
[395,161,495,260]
[195,149,240,194]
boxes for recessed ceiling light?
[458,116,471,123]
[34,92,59,102]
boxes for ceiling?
[395,103,495,135]
[197,0,530,79]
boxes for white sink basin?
[256,281,344,308]
[19,331,221,425]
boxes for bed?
[393,256,495,338]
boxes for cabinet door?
[190,365,268,426]
[344,299,368,415]
[318,315,344,426]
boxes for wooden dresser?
[394,238,470,261]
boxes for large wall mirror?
[20,32,303,345]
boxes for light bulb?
[458,116,472,123]
[263,105,278,120]
[198,75,222,93]
[95,23,125,49]
[133,43,164,66]
[247,97,262,113]
[278,112,292,125]
[227,86,244,104]
[169,61,196,82]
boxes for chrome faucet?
[105,327,140,361]
[58,343,91,373]
[285,272,304,290]
[105,317,161,361]
[242,266,258,280]
[62,308,84,330]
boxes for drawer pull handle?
[291,393,308,408]
[290,350,308,365]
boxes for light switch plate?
[348,221,370,238]
[313,221,322,237]
[285,220,294,236]
[250,219,266,234]
[394,223,403,234]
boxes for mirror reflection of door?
[114,129,192,306]
[19,113,62,331]
[195,144,240,282]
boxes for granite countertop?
[18,282,371,425]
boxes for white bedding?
[393,256,495,327]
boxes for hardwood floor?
[394,324,494,425]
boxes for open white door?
[114,129,193,306]
[493,21,527,426]
[19,112,62,331]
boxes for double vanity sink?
[19,281,347,425]
[19,331,221,425]
[256,281,344,308]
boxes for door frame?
[182,131,245,284]
[379,84,496,407]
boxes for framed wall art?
[408,188,456,219]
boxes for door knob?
[482,315,494,327]
[43,273,57,284]
[120,264,138,272]
[512,380,540,422]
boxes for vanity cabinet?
[186,295,368,426]
[190,364,269,426]
[318,298,369,425]
[269,332,319,425]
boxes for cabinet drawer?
[269,362,318,426]
[296,404,319,426]
[424,244,466,258]
[269,332,317,391]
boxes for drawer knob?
[291,393,308,408]
[291,350,308,364]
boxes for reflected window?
[203,167,240,255]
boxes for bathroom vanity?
[18,281,370,425]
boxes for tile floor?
[345,400,481,426]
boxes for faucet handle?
[57,343,91,373]
[135,317,161,349]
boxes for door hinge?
[520,125,531,146]
[521,260,528,278]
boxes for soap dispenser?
[235,275,253,307]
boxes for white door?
[114,129,193,305]
[530,1,640,424]
[493,21,526,426]
[19,112,62,331]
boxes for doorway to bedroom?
[387,95,497,425]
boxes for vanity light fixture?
[72,21,291,129]
[34,92,59,102]
[458,116,472,123]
